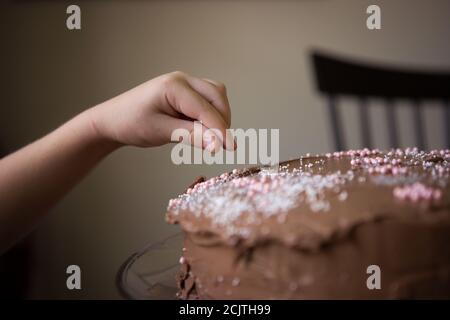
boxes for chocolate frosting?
[166,148,450,299]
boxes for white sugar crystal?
[338,191,348,201]
[169,168,355,235]
[168,149,449,236]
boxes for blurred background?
[0,0,449,299]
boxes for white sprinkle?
[289,283,298,291]
[231,277,240,287]
[168,169,355,235]
[168,149,450,237]
[338,191,348,201]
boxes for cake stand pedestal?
[116,233,182,300]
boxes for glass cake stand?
[116,232,182,300]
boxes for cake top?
[166,148,450,249]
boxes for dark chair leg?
[327,95,344,151]
[359,97,372,149]
[445,101,450,149]
[412,101,426,150]
[385,100,399,149]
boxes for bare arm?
[0,111,118,253]
[0,71,233,254]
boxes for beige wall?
[1,0,449,298]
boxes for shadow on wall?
[0,145,33,299]
[0,238,33,299]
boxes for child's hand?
[0,71,236,253]
[89,71,234,151]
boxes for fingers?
[166,76,234,150]
[185,76,231,127]
[161,115,222,152]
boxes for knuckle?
[170,70,187,80]
[216,82,227,94]
[160,71,187,91]
[162,71,186,84]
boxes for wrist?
[80,106,123,152]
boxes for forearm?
[0,108,120,254]
[0,72,232,254]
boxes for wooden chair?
[311,51,450,151]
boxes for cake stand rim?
[116,232,182,300]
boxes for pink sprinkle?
[433,190,442,200]
[393,183,443,204]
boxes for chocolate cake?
[166,148,450,299]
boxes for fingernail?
[204,131,214,145]
[204,130,222,153]
[205,141,216,153]
[225,132,235,151]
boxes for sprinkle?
[338,191,348,201]
[289,283,298,291]
[299,274,314,286]
[169,169,355,232]
[393,182,443,203]
[168,148,449,236]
